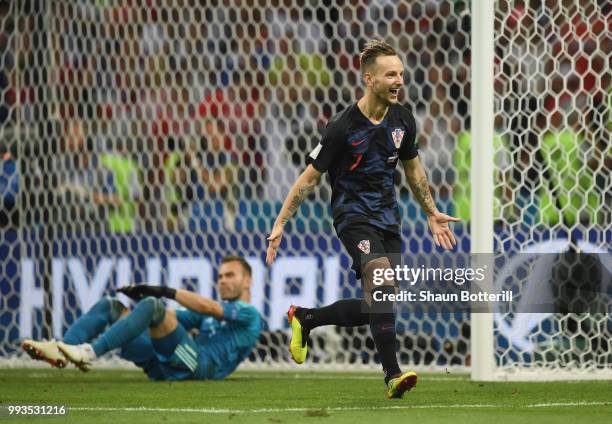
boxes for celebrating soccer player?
[266,40,460,399]
[22,256,260,381]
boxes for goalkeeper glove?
[117,284,177,301]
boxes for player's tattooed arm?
[403,157,460,250]
[281,185,315,225]
[274,164,323,227]
[410,175,437,216]
[402,158,437,216]
[267,165,322,265]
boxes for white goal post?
[471,0,611,381]
[470,0,495,382]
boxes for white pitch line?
[71,401,611,415]
[526,402,612,408]
[19,372,601,383]
[19,372,467,382]
[235,374,467,381]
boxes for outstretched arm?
[402,157,461,250]
[266,164,323,265]
[403,157,437,215]
[174,289,224,320]
[118,285,224,319]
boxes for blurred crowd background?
[0,0,609,236]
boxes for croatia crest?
[391,128,404,148]
[358,240,370,254]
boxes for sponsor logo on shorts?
[358,240,370,254]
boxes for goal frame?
[470,0,495,382]
[469,0,611,382]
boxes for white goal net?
[490,0,610,380]
[0,0,609,379]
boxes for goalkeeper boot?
[287,305,309,364]
[386,371,418,399]
[21,339,67,369]
[57,342,95,372]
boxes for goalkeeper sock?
[295,299,370,330]
[369,286,401,384]
[64,296,126,345]
[91,297,166,357]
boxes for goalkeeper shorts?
[119,324,207,381]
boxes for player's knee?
[91,296,127,322]
[148,308,177,339]
[371,284,395,298]
[103,296,128,322]
[136,296,166,327]
[364,257,395,288]
[362,257,395,309]
[370,285,395,314]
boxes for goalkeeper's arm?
[118,284,223,319]
[174,289,223,320]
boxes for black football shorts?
[338,222,402,280]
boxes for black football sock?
[294,299,370,331]
[369,286,401,384]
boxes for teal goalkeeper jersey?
[176,301,261,380]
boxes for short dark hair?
[221,256,252,276]
[359,39,398,74]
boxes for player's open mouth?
[390,88,400,96]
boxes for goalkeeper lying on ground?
[22,256,261,381]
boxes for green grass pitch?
[0,369,610,423]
